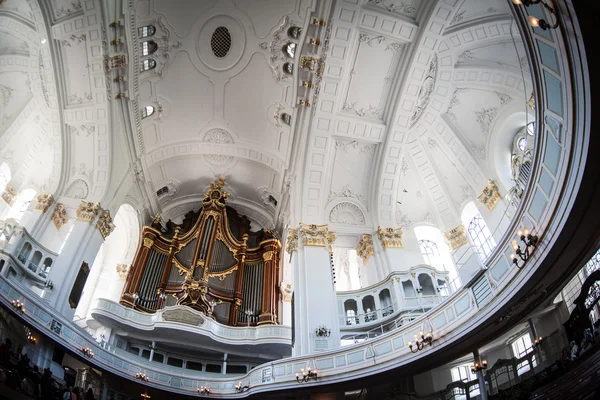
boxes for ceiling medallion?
[202,129,235,168]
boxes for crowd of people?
[563,320,600,361]
[0,338,97,400]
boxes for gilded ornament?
[202,177,229,206]
[377,226,404,249]
[96,209,116,239]
[1,183,16,205]
[76,201,100,222]
[285,228,298,255]
[478,179,501,211]
[444,224,468,250]
[263,251,274,261]
[51,203,69,230]
[116,264,130,281]
[143,237,154,248]
[356,234,374,263]
[299,223,336,252]
[35,194,54,213]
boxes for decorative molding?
[335,140,375,155]
[367,0,417,17]
[35,194,54,213]
[65,179,90,199]
[478,179,501,211]
[143,238,154,248]
[51,203,68,230]
[285,228,298,256]
[395,209,412,228]
[263,251,274,261]
[327,185,365,204]
[444,225,468,250]
[279,282,293,302]
[377,226,404,249]
[116,264,130,281]
[201,129,236,168]
[162,308,205,326]
[76,201,100,222]
[1,183,16,205]
[410,55,437,128]
[96,209,115,240]
[298,223,336,252]
[329,202,366,225]
[356,234,374,264]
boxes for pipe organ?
[121,178,281,326]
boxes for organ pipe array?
[121,178,281,326]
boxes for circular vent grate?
[211,27,231,58]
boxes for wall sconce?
[115,92,128,100]
[415,287,423,294]
[471,359,488,373]
[140,394,150,399]
[302,81,313,89]
[296,367,318,383]
[81,347,94,358]
[11,299,24,313]
[135,372,149,382]
[512,0,559,30]
[532,336,544,350]
[315,325,331,337]
[510,228,539,268]
[235,381,249,393]
[45,280,54,290]
[408,331,433,353]
[26,329,37,345]
[198,385,210,395]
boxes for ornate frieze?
[299,223,336,252]
[116,264,130,281]
[444,225,468,250]
[76,201,100,222]
[51,203,68,230]
[356,234,374,264]
[478,179,502,211]
[35,194,54,213]
[286,228,298,256]
[162,309,205,326]
[96,209,115,239]
[1,183,16,205]
[377,226,404,249]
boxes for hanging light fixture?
[81,347,94,358]
[296,367,318,383]
[511,0,559,30]
[510,227,539,268]
[198,385,210,395]
[135,372,149,382]
[11,299,24,313]
[408,331,433,353]
[235,381,249,393]
[471,359,488,373]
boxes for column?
[473,350,488,400]
[292,224,340,356]
[259,239,279,325]
[229,234,248,325]
[222,353,227,375]
[149,341,155,362]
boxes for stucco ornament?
[377,226,404,249]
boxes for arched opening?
[41,257,53,278]
[18,242,32,264]
[344,299,358,325]
[379,289,393,316]
[418,274,436,296]
[141,40,158,56]
[280,113,292,125]
[402,280,416,298]
[138,25,155,38]
[283,62,293,75]
[362,295,376,322]
[462,201,495,261]
[287,26,302,39]
[29,251,42,273]
[414,225,458,281]
[0,162,10,192]
[282,42,296,58]
[141,59,156,72]
[141,105,154,119]
[437,278,449,297]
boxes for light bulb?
[510,253,516,260]
[512,241,519,250]
[517,230,523,237]
[512,0,522,4]
[524,228,530,236]
[528,16,540,27]
[408,341,412,346]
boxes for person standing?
[84,387,95,400]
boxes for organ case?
[120,178,280,326]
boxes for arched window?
[344,299,358,325]
[141,40,158,56]
[141,59,156,72]
[283,42,296,58]
[507,123,535,208]
[283,62,293,75]
[287,26,302,39]
[402,280,416,298]
[462,201,496,261]
[138,25,156,38]
[418,274,436,296]
[141,105,154,119]
[419,240,440,267]
[0,162,10,192]
[413,226,458,280]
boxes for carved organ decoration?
[120,178,281,327]
[444,224,468,250]
[478,179,501,211]
[356,234,374,264]
[35,194,54,213]
[377,226,404,249]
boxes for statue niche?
[120,178,280,326]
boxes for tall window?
[511,333,537,375]
[414,225,458,284]
[462,202,495,261]
[419,240,441,267]
[450,364,479,399]
[5,188,36,222]
[138,25,155,38]
[141,59,156,72]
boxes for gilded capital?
[35,194,54,213]
[444,224,468,250]
[263,251,274,261]
[143,237,154,248]
[285,228,298,255]
[356,234,374,264]
[51,203,69,230]
[377,226,404,249]
[1,183,17,205]
[478,179,501,211]
[76,201,100,222]
[299,223,336,252]
[96,209,115,239]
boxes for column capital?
[76,201,101,223]
[377,226,403,249]
[444,224,468,250]
[50,203,69,230]
[285,228,298,255]
[356,234,374,263]
[1,183,17,205]
[35,194,54,213]
[298,223,336,252]
[96,209,115,239]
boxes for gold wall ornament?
[377,226,404,249]
[298,223,336,252]
[96,209,116,239]
[286,228,298,256]
[76,201,100,222]
[203,177,229,206]
[51,203,69,230]
[1,183,16,205]
[356,234,375,263]
[444,224,469,250]
[116,264,130,281]
[526,91,535,110]
[35,194,54,213]
[263,251,274,261]
[478,179,502,211]
[143,237,154,248]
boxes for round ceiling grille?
[211,27,231,58]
